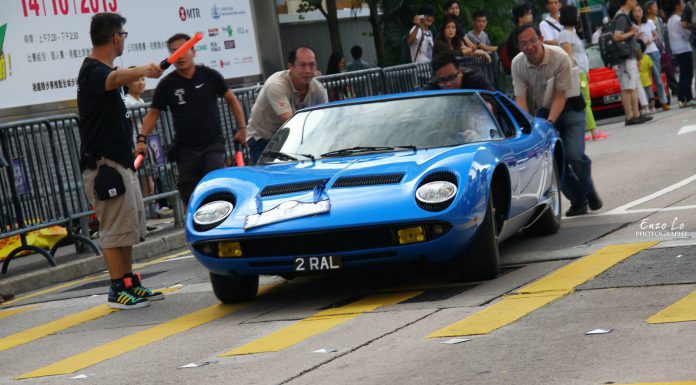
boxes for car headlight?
[193,201,234,226]
[416,181,457,204]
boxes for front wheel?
[210,272,259,303]
[458,193,500,281]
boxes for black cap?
[419,4,436,17]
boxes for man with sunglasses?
[511,24,602,217]
[426,51,493,91]
[78,13,164,309]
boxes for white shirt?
[540,16,563,44]
[409,26,434,63]
[668,14,692,55]
[638,20,658,54]
[558,28,590,73]
[123,94,144,107]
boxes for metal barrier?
[0,117,99,273]
[318,56,499,100]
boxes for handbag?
[93,164,126,200]
[661,50,674,74]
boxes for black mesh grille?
[333,173,405,188]
[193,222,451,257]
[193,191,236,232]
[260,179,329,197]
[416,171,458,212]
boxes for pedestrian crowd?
[65,0,696,308]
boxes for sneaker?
[625,118,642,126]
[130,273,164,301]
[587,192,603,211]
[592,131,608,140]
[650,107,657,114]
[662,103,670,111]
[565,202,589,217]
[108,280,150,309]
[157,206,173,217]
[679,101,686,108]
[584,134,591,141]
[638,115,653,122]
[146,224,158,231]
[687,100,696,107]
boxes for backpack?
[598,13,632,67]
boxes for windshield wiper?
[320,145,417,158]
[263,151,315,162]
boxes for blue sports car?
[186,90,564,303]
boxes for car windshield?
[260,94,502,163]
[587,45,604,69]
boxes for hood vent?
[260,178,329,197]
[333,172,405,188]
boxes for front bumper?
[190,220,478,276]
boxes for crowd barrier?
[0,117,99,273]
[0,57,499,273]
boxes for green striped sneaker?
[130,273,164,301]
[107,279,150,309]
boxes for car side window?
[495,95,533,134]
[478,94,514,138]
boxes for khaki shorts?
[83,158,145,248]
[615,58,640,91]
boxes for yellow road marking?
[0,306,33,320]
[428,242,657,338]
[221,291,423,356]
[16,284,268,380]
[0,286,180,353]
[1,249,191,307]
[647,289,696,324]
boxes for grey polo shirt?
[246,70,328,141]
[511,44,573,110]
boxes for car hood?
[189,145,492,235]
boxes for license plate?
[603,94,621,104]
[294,256,342,272]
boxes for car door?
[491,94,546,214]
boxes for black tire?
[209,272,259,303]
[524,164,562,236]
[459,193,500,281]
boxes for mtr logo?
[179,7,201,21]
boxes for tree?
[350,0,384,66]
[298,0,343,55]
[379,0,517,66]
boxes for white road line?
[563,204,696,219]
[605,174,696,214]
[678,125,696,135]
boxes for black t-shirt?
[77,58,133,169]
[151,65,228,147]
